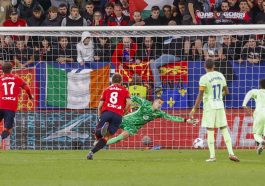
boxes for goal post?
[0,25,264,150]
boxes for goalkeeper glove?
[186,118,199,126]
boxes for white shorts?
[201,109,227,128]
[253,110,265,135]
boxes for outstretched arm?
[161,111,185,122]
[131,96,151,106]
[242,90,255,114]
[22,84,33,99]
[242,90,254,108]
[161,111,199,125]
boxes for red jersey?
[0,74,28,111]
[3,19,27,27]
[101,84,130,116]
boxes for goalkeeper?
[106,96,198,145]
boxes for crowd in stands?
[0,0,265,90]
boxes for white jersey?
[242,89,265,111]
[199,71,227,110]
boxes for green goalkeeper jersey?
[120,96,185,134]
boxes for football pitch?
[0,150,264,186]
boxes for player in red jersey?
[87,73,131,160]
[0,62,33,146]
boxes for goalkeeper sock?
[207,130,215,158]
[107,134,124,145]
[221,128,234,156]
[254,134,264,144]
[91,138,107,154]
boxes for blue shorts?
[97,111,122,135]
[0,109,16,129]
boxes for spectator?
[172,0,183,25]
[120,0,129,16]
[36,37,53,62]
[94,37,113,62]
[61,5,87,26]
[183,40,203,61]
[82,1,95,25]
[91,11,104,26]
[144,6,163,25]
[76,31,94,65]
[180,0,201,25]
[50,0,75,8]
[18,0,44,20]
[27,5,45,26]
[38,0,51,13]
[255,1,265,24]
[241,36,265,64]
[3,8,28,42]
[58,3,68,21]
[253,0,264,22]
[203,36,223,62]
[107,3,130,26]
[183,37,203,60]
[0,36,15,63]
[214,1,235,25]
[150,36,183,92]
[0,0,13,25]
[53,36,77,64]
[135,37,162,63]
[129,11,145,26]
[102,2,114,25]
[0,36,15,66]
[237,0,253,24]
[112,37,138,70]
[203,35,235,81]
[3,8,27,27]
[13,39,34,68]
[227,0,240,11]
[42,6,62,26]
[162,5,176,25]
[222,35,242,61]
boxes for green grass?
[0,150,265,186]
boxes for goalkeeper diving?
[106,96,199,145]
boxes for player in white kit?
[189,60,239,162]
[243,78,265,154]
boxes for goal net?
[0,25,264,150]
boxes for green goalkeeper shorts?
[201,109,227,128]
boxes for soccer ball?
[193,138,204,149]
[142,136,152,145]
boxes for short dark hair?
[71,5,79,11]
[2,62,13,74]
[86,0,94,6]
[59,3,67,8]
[151,6,160,11]
[105,2,114,8]
[205,59,215,69]
[112,73,122,84]
[260,79,265,89]
[33,6,42,12]
[162,5,171,11]
[154,97,164,102]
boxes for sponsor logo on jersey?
[2,97,16,101]
[107,103,122,109]
[143,115,149,120]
